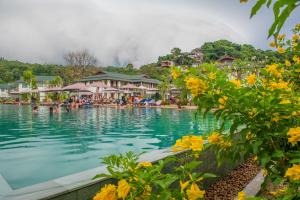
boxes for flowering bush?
[170,24,300,199]
[93,148,216,200]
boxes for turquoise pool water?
[0,105,225,189]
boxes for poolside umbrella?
[63,83,93,99]
[41,87,63,92]
[63,83,91,92]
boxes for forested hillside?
[0,39,284,84]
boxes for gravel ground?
[205,158,260,200]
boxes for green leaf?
[253,140,263,154]
[272,150,284,158]
[261,153,271,167]
[158,191,171,200]
[230,120,239,134]
[92,173,111,180]
[251,0,267,18]
[267,0,273,7]
[202,173,217,179]
[290,158,300,164]
[184,160,202,171]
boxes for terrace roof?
[80,71,161,84]
[0,83,18,90]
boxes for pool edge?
[0,148,176,200]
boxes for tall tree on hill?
[64,50,97,71]
[63,50,98,81]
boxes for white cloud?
[0,0,298,67]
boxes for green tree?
[49,76,63,87]
[22,70,36,89]
[158,77,171,101]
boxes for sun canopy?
[40,87,63,92]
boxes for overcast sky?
[0,0,299,67]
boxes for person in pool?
[49,106,54,114]
[32,106,39,113]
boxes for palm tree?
[158,76,171,101]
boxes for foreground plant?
[92,141,217,200]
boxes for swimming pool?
[0,105,225,189]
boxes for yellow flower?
[208,132,222,144]
[287,127,300,146]
[246,74,256,85]
[248,108,257,118]
[285,60,292,67]
[218,96,228,105]
[117,180,131,200]
[230,79,241,88]
[185,77,208,97]
[186,183,205,200]
[271,112,280,122]
[189,136,204,151]
[171,69,180,80]
[246,132,255,140]
[180,180,190,193]
[237,191,246,200]
[279,99,291,104]
[262,168,268,177]
[219,140,232,149]
[269,41,276,48]
[208,72,216,80]
[172,135,204,152]
[285,164,300,181]
[93,184,117,200]
[138,162,152,168]
[266,64,282,78]
[253,156,258,161]
[277,47,285,54]
[269,187,287,196]
[277,34,286,40]
[293,55,300,64]
[292,34,299,41]
[269,80,290,90]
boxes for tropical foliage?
[170,23,300,199]
[93,1,299,199]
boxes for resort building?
[10,76,57,101]
[79,71,161,99]
[161,61,175,68]
[81,71,160,88]
[0,83,17,98]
